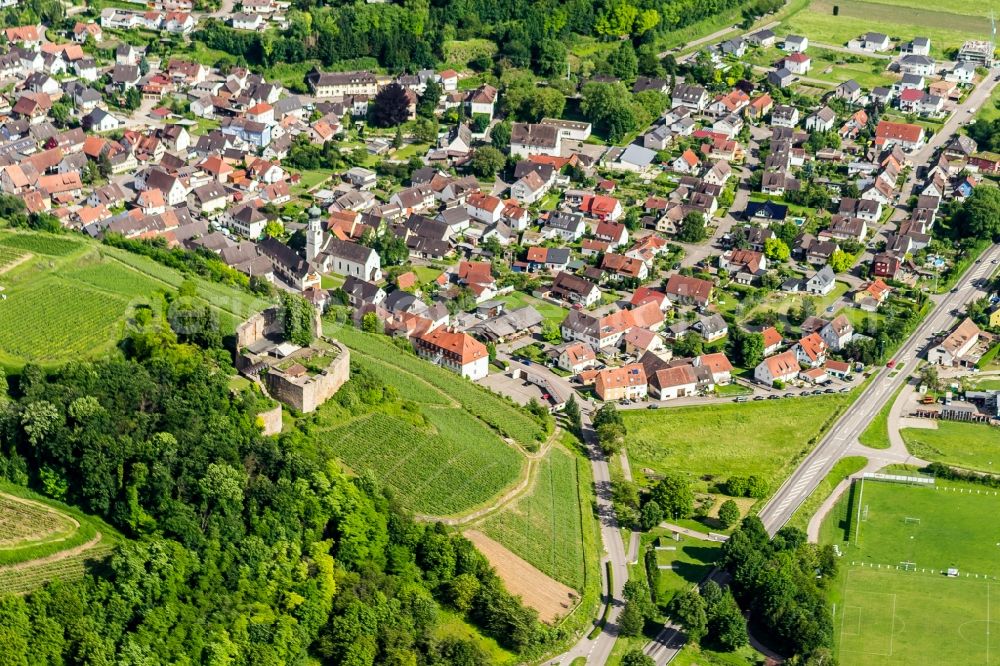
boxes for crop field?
[0,235,269,368]
[332,325,547,447]
[0,484,117,595]
[480,446,587,589]
[0,232,82,257]
[782,0,992,56]
[623,393,854,492]
[0,280,129,363]
[901,421,1000,473]
[315,408,525,516]
[0,246,26,272]
[350,354,451,405]
[823,480,1000,664]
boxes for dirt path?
[0,251,33,276]
[0,532,104,572]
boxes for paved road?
[544,410,631,666]
[758,244,1000,535]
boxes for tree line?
[195,0,766,77]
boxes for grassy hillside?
[0,231,269,369]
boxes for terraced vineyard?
[315,408,525,516]
[480,446,587,589]
[0,540,113,596]
[0,485,116,595]
[64,260,166,296]
[0,233,269,367]
[333,326,547,447]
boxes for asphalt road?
[543,410,631,666]
[758,244,1000,535]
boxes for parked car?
[753,395,765,401]
[647,404,660,409]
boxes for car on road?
[992,259,998,264]
[784,392,795,398]
[840,387,851,393]
[753,395,765,400]
[824,388,836,394]
[647,404,660,409]
[767,394,779,400]
[735,396,749,402]
[887,359,896,368]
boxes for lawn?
[498,291,569,328]
[744,279,850,326]
[623,393,857,494]
[901,421,1000,472]
[857,384,904,450]
[645,529,723,602]
[432,611,518,666]
[480,444,589,590]
[744,45,895,89]
[781,0,991,57]
[974,83,1000,125]
[822,480,1000,665]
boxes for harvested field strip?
[0,493,78,549]
[464,530,578,624]
[480,446,586,590]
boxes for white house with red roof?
[754,349,800,386]
[414,327,490,380]
[874,120,925,151]
[783,52,811,74]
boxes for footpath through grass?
[901,421,1000,473]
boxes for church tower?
[305,207,323,262]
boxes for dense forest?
[195,0,780,76]
[0,289,555,664]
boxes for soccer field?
[837,568,1000,664]
[825,480,1000,664]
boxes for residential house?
[595,364,647,401]
[821,314,854,350]
[849,32,891,52]
[783,52,811,75]
[928,318,982,366]
[558,342,598,374]
[806,266,836,295]
[665,274,713,307]
[672,84,708,111]
[510,122,561,158]
[874,120,924,150]
[755,349,800,385]
[795,332,828,367]
[551,271,600,306]
[771,104,799,128]
[783,34,808,52]
[804,106,836,132]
